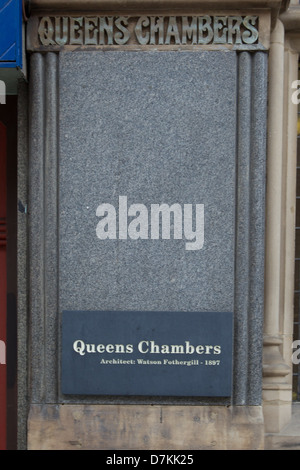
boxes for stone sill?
[28,404,265,450]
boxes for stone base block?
[263,384,292,433]
[28,404,264,450]
[265,403,300,449]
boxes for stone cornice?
[279,5,300,52]
[280,6,300,31]
[28,0,289,13]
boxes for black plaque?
[61,311,233,397]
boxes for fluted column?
[263,19,292,433]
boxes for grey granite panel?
[58,51,237,314]
[233,51,267,405]
[17,79,29,449]
[28,53,45,403]
[28,53,59,403]
[247,51,267,405]
[27,49,268,405]
[234,51,252,406]
[44,53,59,403]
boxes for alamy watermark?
[292,340,300,364]
[291,80,300,105]
[0,80,5,104]
[96,195,205,251]
[291,84,300,364]
[0,340,5,365]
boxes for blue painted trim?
[0,0,22,69]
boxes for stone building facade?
[3,0,300,450]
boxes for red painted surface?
[0,121,7,450]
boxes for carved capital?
[263,335,290,384]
